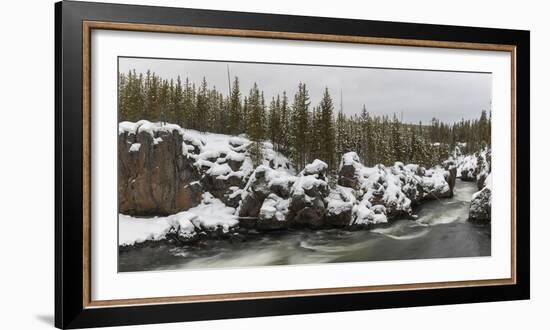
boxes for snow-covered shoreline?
[118,121,489,248]
[119,192,239,248]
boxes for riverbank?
[119,180,490,271]
[118,121,468,248]
[117,121,492,269]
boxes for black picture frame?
[55,1,530,328]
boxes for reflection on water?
[119,181,490,272]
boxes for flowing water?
[119,180,490,272]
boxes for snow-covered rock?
[337,152,362,189]
[238,165,287,223]
[456,148,491,185]
[457,154,477,181]
[119,121,293,215]
[188,127,292,208]
[118,120,467,247]
[119,192,238,247]
[238,160,329,229]
[257,193,291,230]
[238,153,457,230]
[336,152,456,224]
[456,148,491,222]
[475,149,491,190]
[325,186,355,226]
[287,163,330,228]
[301,159,328,177]
[469,173,492,222]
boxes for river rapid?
[119,180,490,272]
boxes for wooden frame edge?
[511,46,517,284]
[83,21,91,308]
[81,20,518,309]
[84,20,517,52]
[85,278,515,308]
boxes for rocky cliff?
[118,121,203,216]
[118,121,463,246]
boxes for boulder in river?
[469,187,491,222]
[469,173,492,222]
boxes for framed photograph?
[55,1,530,328]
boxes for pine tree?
[390,113,403,164]
[159,79,170,124]
[195,77,209,132]
[247,83,264,166]
[206,86,220,131]
[479,109,489,147]
[260,92,267,140]
[172,76,184,126]
[182,78,195,129]
[290,82,311,170]
[278,92,290,154]
[145,71,160,121]
[118,71,129,120]
[268,96,281,151]
[117,70,491,170]
[308,106,322,162]
[229,77,242,135]
[318,88,336,171]
[364,109,376,166]
[335,111,347,162]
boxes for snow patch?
[129,143,141,152]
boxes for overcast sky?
[119,57,492,124]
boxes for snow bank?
[119,212,197,246]
[119,192,238,246]
[188,192,239,231]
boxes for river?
[119,180,490,272]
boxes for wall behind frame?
[0,0,545,329]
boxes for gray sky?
[119,57,492,124]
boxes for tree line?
[119,70,491,171]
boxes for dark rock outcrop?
[338,156,359,189]
[443,160,457,197]
[325,207,353,227]
[118,123,202,216]
[238,167,273,219]
[201,170,245,208]
[287,188,328,228]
